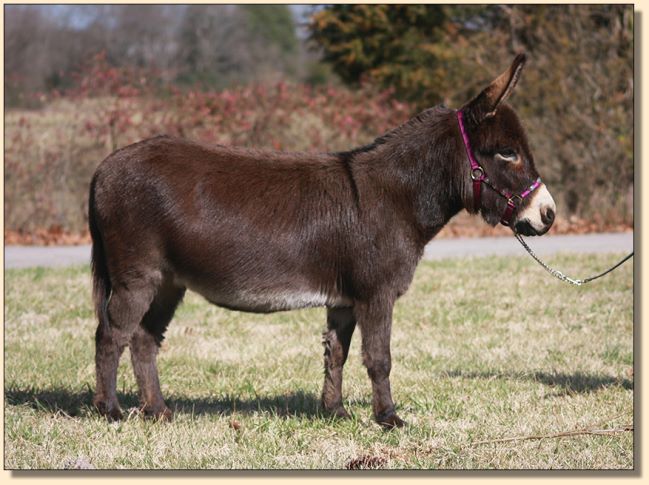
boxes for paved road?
[422,231,634,260]
[4,232,634,269]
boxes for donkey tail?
[88,174,111,332]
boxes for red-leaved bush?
[5,54,413,237]
[4,53,632,243]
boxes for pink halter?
[456,110,542,226]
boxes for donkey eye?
[495,148,518,162]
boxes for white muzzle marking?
[517,184,556,232]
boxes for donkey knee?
[362,353,391,382]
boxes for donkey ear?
[463,53,527,124]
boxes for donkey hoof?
[143,406,173,422]
[377,412,406,430]
[322,399,352,420]
[327,406,352,420]
[94,399,124,421]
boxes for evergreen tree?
[310,5,458,106]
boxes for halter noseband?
[456,110,542,227]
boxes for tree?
[5,5,304,103]
[309,4,633,221]
[177,5,300,87]
[309,5,462,106]
[505,5,633,219]
[240,5,298,57]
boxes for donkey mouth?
[514,219,549,236]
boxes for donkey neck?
[345,107,466,243]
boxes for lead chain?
[514,233,633,286]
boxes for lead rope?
[514,233,634,286]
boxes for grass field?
[4,253,633,470]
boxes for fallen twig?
[470,425,633,447]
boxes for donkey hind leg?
[94,278,158,421]
[356,298,405,429]
[130,282,186,421]
[94,322,126,421]
[321,307,356,419]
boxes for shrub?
[4,57,413,235]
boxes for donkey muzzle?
[514,184,556,236]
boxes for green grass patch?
[4,253,633,469]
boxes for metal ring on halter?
[471,167,485,180]
[508,194,523,206]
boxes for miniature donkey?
[89,54,555,428]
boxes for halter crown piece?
[456,110,542,226]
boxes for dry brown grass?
[4,252,633,469]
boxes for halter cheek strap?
[456,110,542,226]
[456,110,484,213]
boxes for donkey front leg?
[321,307,356,418]
[356,298,405,429]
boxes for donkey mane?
[337,105,450,159]
[337,104,465,241]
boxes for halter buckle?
[508,195,523,207]
[471,167,485,181]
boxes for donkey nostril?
[542,207,555,225]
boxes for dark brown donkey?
[89,54,555,428]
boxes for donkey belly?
[198,284,351,313]
[168,235,352,313]
[176,273,352,313]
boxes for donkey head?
[459,54,556,236]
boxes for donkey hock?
[89,54,555,428]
